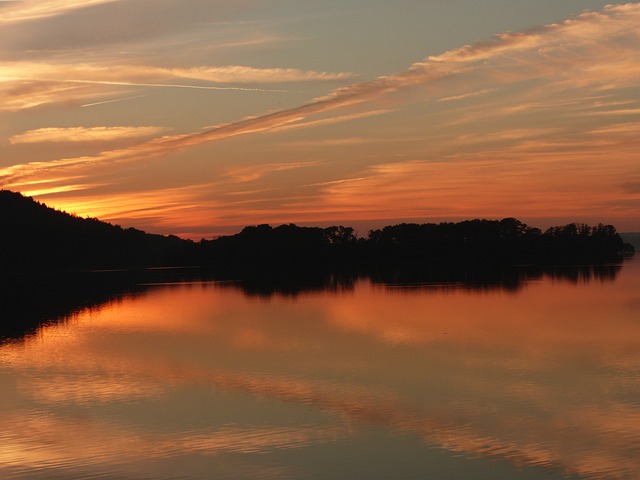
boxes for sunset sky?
[1,0,639,238]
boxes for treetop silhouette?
[0,190,634,272]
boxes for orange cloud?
[0,0,123,24]
[0,61,354,111]
[3,2,636,177]
[9,126,169,144]
[314,141,640,224]
[2,3,639,233]
[166,65,355,83]
[225,161,319,183]
[268,109,393,134]
[0,79,98,111]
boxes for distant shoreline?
[621,232,640,251]
[1,190,634,273]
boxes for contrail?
[60,78,289,93]
[2,3,638,187]
[81,94,147,108]
[2,75,290,94]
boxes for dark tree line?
[196,223,363,274]
[363,218,634,266]
[0,190,634,273]
[200,218,633,273]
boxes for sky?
[1,0,639,238]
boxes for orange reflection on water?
[326,274,640,357]
[0,412,344,477]
[0,263,639,479]
[319,266,640,479]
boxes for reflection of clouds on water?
[1,265,639,479]
[0,412,338,479]
[18,373,166,405]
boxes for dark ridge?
[0,189,197,270]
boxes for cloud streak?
[4,3,639,181]
[9,126,169,144]
[0,0,124,24]
[0,62,355,112]
[2,62,354,85]
[81,94,147,108]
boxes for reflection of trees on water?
[234,263,622,297]
[0,263,624,342]
[373,264,622,292]
[231,271,361,298]
[542,264,622,284]
[0,270,149,342]
[1,190,633,339]
[371,263,623,291]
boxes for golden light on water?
[2,263,639,479]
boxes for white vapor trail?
[81,94,147,108]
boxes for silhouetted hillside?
[0,190,197,270]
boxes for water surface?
[1,260,639,479]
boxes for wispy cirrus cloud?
[4,4,633,159]
[0,0,124,24]
[314,137,640,226]
[438,88,496,103]
[2,62,354,85]
[167,65,355,84]
[225,161,319,184]
[588,122,640,136]
[0,61,355,111]
[9,126,169,144]
[268,109,392,134]
[1,3,633,114]
[81,94,147,108]
[0,80,96,111]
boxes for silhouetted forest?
[0,190,634,274]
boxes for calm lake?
[1,259,639,480]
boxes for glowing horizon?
[1,1,639,238]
